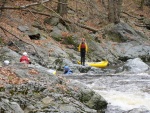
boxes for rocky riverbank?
[0,1,150,112]
[0,63,107,113]
[0,45,150,112]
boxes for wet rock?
[114,42,150,62]
[88,67,104,74]
[116,58,149,73]
[76,65,91,73]
[68,80,108,111]
[126,107,150,113]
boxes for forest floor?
[0,0,150,45]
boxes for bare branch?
[1,26,21,50]
[0,0,51,10]
[23,5,100,33]
[1,0,100,33]
[42,4,100,32]
[0,25,40,58]
[122,11,141,20]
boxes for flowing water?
[66,73,150,112]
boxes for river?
[65,72,150,113]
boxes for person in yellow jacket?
[78,38,88,66]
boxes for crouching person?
[20,52,31,68]
[20,52,31,64]
[64,66,73,75]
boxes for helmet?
[4,60,10,65]
[23,52,28,56]
[64,66,69,71]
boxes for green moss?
[53,36,62,41]
[79,91,94,103]
[63,36,78,48]
[0,87,5,92]
[55,59,63,65]
[106,32,123,42]
[65,36,74,44]
[0,37,3,44]
[9,90,15,95]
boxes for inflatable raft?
[78,60,109,68]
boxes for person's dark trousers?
[80,48,86,66]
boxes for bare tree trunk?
[57,0,68,17]
[139,0,145,10]
[0,0,6,17]
[108,0,114,22]
[115,0,123,23]
[108,0,123,24]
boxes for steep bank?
[0,0,150,113]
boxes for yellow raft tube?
[78,60,109,68]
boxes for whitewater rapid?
[66,73,150,112]
[85,73,150,112]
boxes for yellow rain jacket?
[78,42,88,52]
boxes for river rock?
[0,99,24,113]
[126,107,150,113]
[116,58,149,73]
[105,22,145,42]
[114,41,150,62]
[68,80,108,110]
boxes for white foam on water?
[94,90,150,111]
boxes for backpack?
[81,42,86,49]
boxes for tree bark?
[57,0,68,17]
[108,0,114,23]
[139,0,145,10]
[0,0,6,17]
[108,0,123,24]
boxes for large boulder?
[104,22,146,42]
[101,22,150,63]
[116,58,149,73]
[0,47,20,64]
[68,80,108,111]
[50,27,63,41]
[114,41,150,62]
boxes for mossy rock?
[62,36,78,49]
[0,87,5,92]
[106,31,123,42]
[53,36,62,41]
[79,90,94,103]
[0,37,3,44]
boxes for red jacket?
[20,55,30,64]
